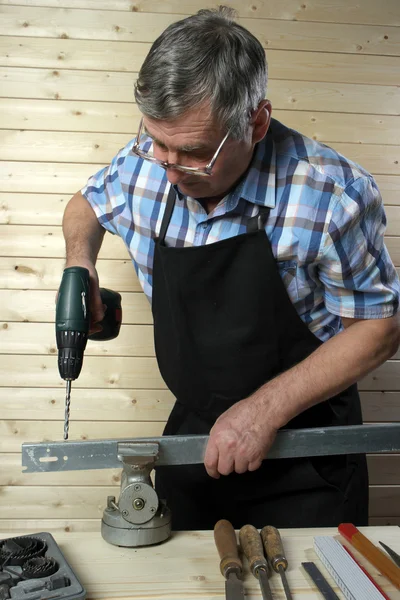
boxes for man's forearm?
[252,316,400,429]
[63,191,105,265]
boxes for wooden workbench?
[1,526,399,599]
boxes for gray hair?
[134,6,268,140]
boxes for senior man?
[62,7,400,530]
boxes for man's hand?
[204,396,278,479]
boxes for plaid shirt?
[82,118,399,342]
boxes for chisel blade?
[226,572,245,600]
[258,569,274,600]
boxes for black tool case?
[0,532,86,600]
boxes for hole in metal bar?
[39,456,59,463]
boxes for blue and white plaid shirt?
[82,118,399,343]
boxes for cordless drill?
[56,266,122,440]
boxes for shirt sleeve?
[318,175,400,319]
[81,140,136,236]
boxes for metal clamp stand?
[101,442,171,547]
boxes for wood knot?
[50,399,56,404]
[22,21,29,27]
[52,71,59,76]
[113,25,120,32]
[131,398,137,405]
[384,35,389,40]
[2,323,8,330]
[60,33,69,39]
[64,526,70,532]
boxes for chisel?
[239,524,273,600]
[261,525,293,600]
[214,520,245,600]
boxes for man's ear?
[251,100,272,144]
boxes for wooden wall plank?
[0,224,398,264]
[2,321,400,361]
[0,487,119,519]
[0,354,397,390]
[0,421,165,452]
[0,257,141,291]
[367,455,400,485]
[0,485,395,518]
[1,256,399,294]
[1,387,395,423]
[369,486,400,517]
[385,206,400,236]
[2,38,398,86]
[0,290,152,324]
[2,98,400,146]
[2,68,399,115]
[362,392,400,422]
[0,355,165,388]
[0,161,400,197]
[0,519,100,533]
[0,388,173,421]
[2,130,399,175]
[0,322,155,356]
[2,453,398,486]
[375,175,400,206]
[0,194,69,225]
[359,361,400,391]
[1,0,399,27]
[0,177,398,231]
[384,238,400,266]
[1,6,399,55]
[0,161,104,194]
[369,517,400,525]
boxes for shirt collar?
[226,134,276,212]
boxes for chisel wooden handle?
[214,519,243,578]
[239,524,268,576]
[261,525,288,572]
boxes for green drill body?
[56,266,122,439]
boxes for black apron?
[152,186,368,531]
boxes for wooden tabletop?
[1,526,399,599]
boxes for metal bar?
[21,423,400,473]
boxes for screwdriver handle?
[261,525,288,572]
[239,524,268,577]
[214,519,243,578]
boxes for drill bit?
[63,380,71,440]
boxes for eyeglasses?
[131,117,230,177]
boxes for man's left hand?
[203,396,278,478]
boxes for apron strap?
[246,206,270,233]
[159,184,177,244]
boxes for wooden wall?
[0,0,399,532]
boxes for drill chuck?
[56,330,88,381]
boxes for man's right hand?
[63,260,105,334]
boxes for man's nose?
[166,167,187,185]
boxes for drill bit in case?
[0,532,86,600]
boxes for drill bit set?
[0,533,85,600]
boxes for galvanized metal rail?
[21,423,400,473]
